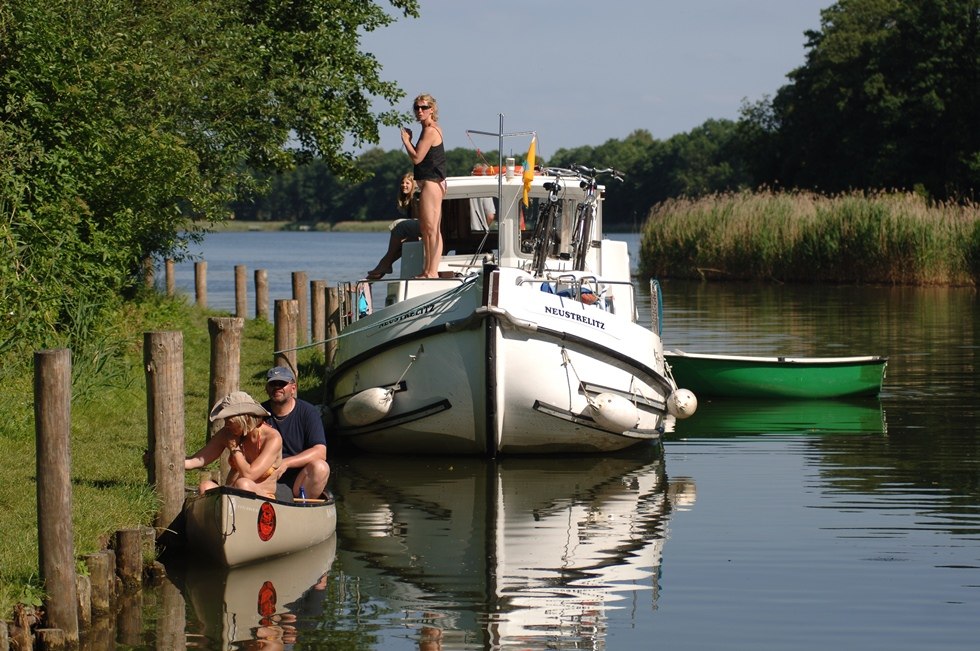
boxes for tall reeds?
[639,190,980,286]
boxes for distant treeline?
[234,0,979,228]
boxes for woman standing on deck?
[401,93,446,278]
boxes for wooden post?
[274,299,299,380]
[325,287,341,367]
[235,264,247,318]
[144,331,185,531]
[115,529,143,591]
[35,628,65,650]
[143,256,155,290]
[75,573,92,629]
[84,551,114,617]
[194,260,207,308]
[292,271,309,345]
[207,317,244,439]
[165,259,175,296]
[255,269,269,321]
[311,279,327,356]
[33,348,79,645]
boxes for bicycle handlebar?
[571,164,625,183]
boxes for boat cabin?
[403,172,609,275]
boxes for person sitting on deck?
[367,172,421,280]
[261,366,331,500]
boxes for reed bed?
[639,190,980,286]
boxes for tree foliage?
[750,0,980,199]
[0,0,419,351]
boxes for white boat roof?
[443,170,596,201]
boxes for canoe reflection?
[170,534,337,649]
[334,449,695,648]
[671,398,887,437]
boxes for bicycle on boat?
[569,164,624,271]
[526,165,624,276]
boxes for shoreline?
[195,220,392,233]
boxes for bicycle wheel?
[533,202,560,276]
[571,202,594,271]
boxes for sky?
[359,0,834,159]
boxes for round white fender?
[342,387,393,426]
[667,389,698,419]
[590,392,640,433]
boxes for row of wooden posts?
[157,260,349,362]
[6,259,340,650]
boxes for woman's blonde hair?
[414,93,438,122]
[396,172,417,212]
[227,413,264,434]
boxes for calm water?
[140,233,980,650]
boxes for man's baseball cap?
[266,366,296,384]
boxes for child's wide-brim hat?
[209,391,270,422]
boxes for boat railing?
[516,273,634,315]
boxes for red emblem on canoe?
[257,502,276,541]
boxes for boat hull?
[183,486,337,567]
[328,269,673,455]
[666,352,887,398]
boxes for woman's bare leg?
[418,181,444,278]
[367,233,404,278]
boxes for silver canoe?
[183,486,337,567]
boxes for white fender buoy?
[342,387,393,426]
[590,392,640,433]
[667,389,697,419]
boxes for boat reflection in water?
[671,398,887,437]
[171,534,337,649]
[334,448,696,649]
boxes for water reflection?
[672,398,887,437]
[331,449,695,649]
[167,535,337,649]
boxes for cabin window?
[439,196,500,254]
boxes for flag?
[522,136,536,207]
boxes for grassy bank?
[640,191,980,285]
[0,294,324,616]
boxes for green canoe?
[665,351,887,399]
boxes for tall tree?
[0,0,419,349]
[760,0,980,198]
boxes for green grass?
[640,190,980,286]
[0,292,326,617]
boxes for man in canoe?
[262,366,331,500]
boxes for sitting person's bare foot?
[366,266,392,280]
